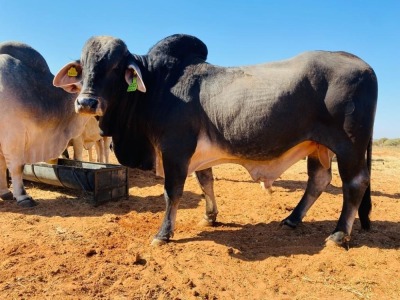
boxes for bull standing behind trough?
[54,34,378,248]
[0,42,89,207]
[64,116,112,163]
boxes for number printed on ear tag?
[67,67,78,77]
[127,77,138,92]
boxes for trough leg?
[195,168,218,226]
[281,152,332,228]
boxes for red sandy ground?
[0,147,399,299]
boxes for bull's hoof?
[151,238,169,247]
[0,191,14,201]
[280,218,298,229]
[198,218,216,227]
[325,231,351,249]
[17,197,38,208]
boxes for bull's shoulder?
[0,41,51,75]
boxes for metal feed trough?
[21,159,128,206]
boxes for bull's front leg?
[151,156,188,246]
[8,163,37,207]
[194,168,218,226]
[72,137,84,160]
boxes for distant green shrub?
[373,138,388,146]
[374,138,400,147]
[383,138,400,147]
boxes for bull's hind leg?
[357,138,373,231]
[327,154,370,247]
[1,133,37,207]
[0,152,13,200]
[281,151,332,228]
[195,168,218,226]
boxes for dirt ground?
[0,146,399,300]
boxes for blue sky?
[0,0,398,138]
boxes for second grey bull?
[0,42,90,207]
[54,34,378,247]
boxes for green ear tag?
[127,77,138,92]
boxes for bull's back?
[0,41,51,75]
[196,51,377,158]
[196,54,319,156]
[0,52,71,123]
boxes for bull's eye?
[112,64,123,72]
[107,67,120,78]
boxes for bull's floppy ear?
[53,62,82,93]
[125,61,146,93]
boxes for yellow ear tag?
[127,76,138,92]
[67,67,78,77]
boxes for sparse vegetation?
[373,138,400,147]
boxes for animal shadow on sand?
[1,172,398,260]
[275,179,400,199]
[0,179,203,218]
[175,220,400,261]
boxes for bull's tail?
[358,136,373,230]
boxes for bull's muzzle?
[75,96,103,116]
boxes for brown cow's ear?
[125,62,146,93]
[53,62,82,93]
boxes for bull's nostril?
[88,98,97,109]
